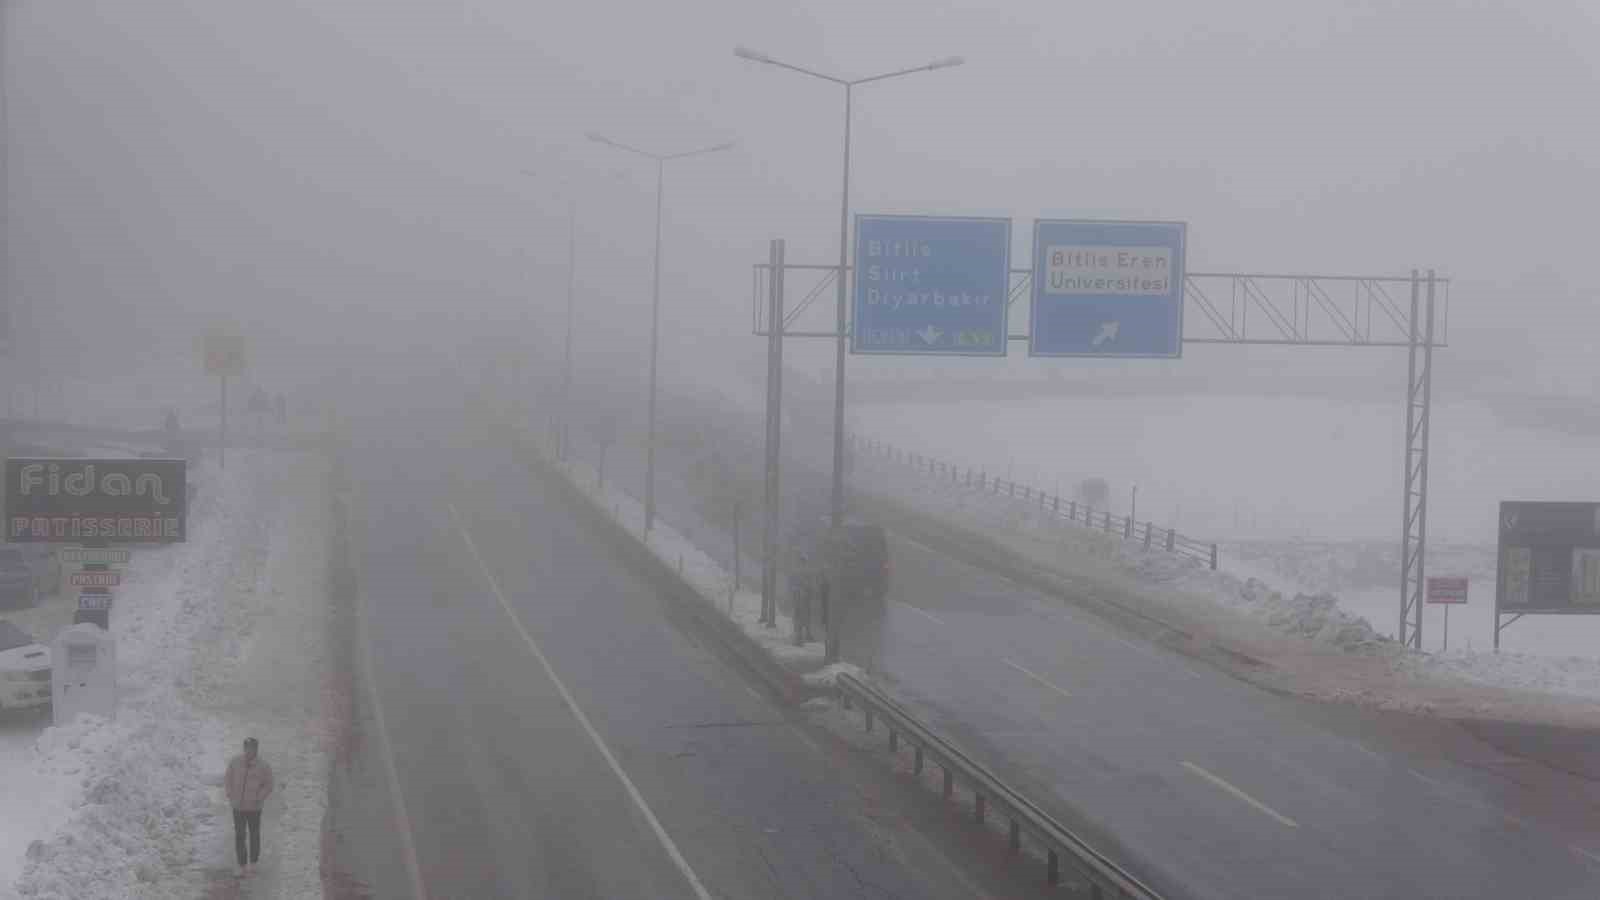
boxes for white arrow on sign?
[916,325,943,345]
[1091,321,1120,347]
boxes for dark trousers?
[233,809,262,865]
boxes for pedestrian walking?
[224,737,274,876]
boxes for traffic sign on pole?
[201,333,247,377]
[1425,576,1469,605]
[852,215,1011,356]
[1029,219,1186,358]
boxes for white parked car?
[0,620,51,713]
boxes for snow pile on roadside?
[4,456,237,899]
[6,450,334,900]
[14,704,218,899]
[1127,549,1394,653]
[1401,649,1600,703]
[802,662,866,688]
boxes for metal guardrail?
[835,673,1162,899]
[851,435,1218,570]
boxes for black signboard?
[1496,499,1600,639]
[4,458,187,544]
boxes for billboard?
[851,215,1012,356]
[1496,501,1600,613]
[1029,219,1186,358]
[5,458,187,544]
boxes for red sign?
[202,333,247,377]
[70,572,121,588]
[1427,576,1469,605]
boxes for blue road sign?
[852,215,1011,356]
[1029,220,1186,358]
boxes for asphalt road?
[321,409,1050,900]
[572,396,1600,900]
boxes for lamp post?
[734,46,964,527]
[586,133,733,533]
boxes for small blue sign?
[1029,220,1186,358]
[852,215,1011,356]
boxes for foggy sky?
[3,0,1597,405]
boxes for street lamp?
[734,46,964,527]
[520,170,579,462]
[586,132,733,533]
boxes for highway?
[319,403,1049,899]
[570,387,1600,900]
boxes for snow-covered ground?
[0,449,335,900]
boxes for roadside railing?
[836,673,1163,899]
[850,434,1217,570]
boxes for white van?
[0,620,52,712]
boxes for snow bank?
[4,450,334,899]
[801,662,866,688]
[14,706,217,898]
[1401,649,1600,703]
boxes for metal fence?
[850,434,1217,570]
[836,673,1163,898]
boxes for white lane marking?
[450,503,715,900]
[351,487,429,900]
[1181,761,1300,828]
[899,602,946,626]
[1349,742,1382,762]
[1414,762,1452,784]
[1408,768,1445,789]
[745,685,763,701]
[1574,846,1600,866]
[1002,658,1073,699]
